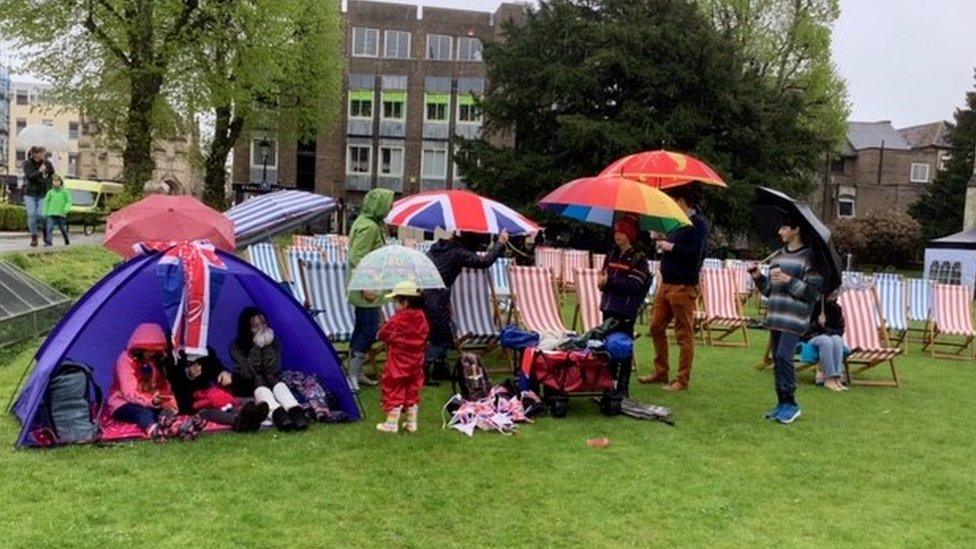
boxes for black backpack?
[43,361,103,445]
[451,353,492,401]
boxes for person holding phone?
[749,215,823,424]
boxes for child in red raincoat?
[107,323,181,441]
[376,281,430,433]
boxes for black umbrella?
[753,187,843,294]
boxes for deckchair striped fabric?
[702,258,723,270]
[725,260,755,296]
[842,270,871,290]
[648,260,661,297]
[698,268,749,346]
[874,273,908,333]
[509,266,570,334]
[907,278,932,322]
[574,268,604,332]
[299,259,355,342]
[246,243,285,283]
[451,268,501,347]
[287,246,324,305]
[931,284,975,336]
[561,250,590,291]
[592,253,607,270]
[292,234,319,248]
[322,243,347,264]
[535,247,564,285]
[490,257,512,298]
[837,287,902,386]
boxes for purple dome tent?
[12,249,359,447]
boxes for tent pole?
[4,358,35,415]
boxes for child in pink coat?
[107,323,181,441]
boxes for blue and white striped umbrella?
[225,190,338,248]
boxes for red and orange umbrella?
[599,149,726,188]
[538,176,690,234]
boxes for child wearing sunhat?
[376,281,430,433]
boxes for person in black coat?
[802,294,848,392]
[423,229,509,384]
[22,146,54,248]
[165,348,269,432]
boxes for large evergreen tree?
[909,78,976,241]
[459,0,845,237]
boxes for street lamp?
[259,138,271,191]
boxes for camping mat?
[98,409,231,442]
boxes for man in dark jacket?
[423,229,509,384]
[22,146,54,247]
[598,216,650,397]
[640,184,710,392]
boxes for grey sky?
[5,0,976,128]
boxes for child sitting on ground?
[166,348,269,433]
[230,308,310,432]
[107,323,181,442]
[376,281,430,433]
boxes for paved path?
[0,232,104,253]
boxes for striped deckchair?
[572,268,604,332]
[561,250,590,291]
[246,243,285,283]
[725,260,755,303]
[286,246,324,306]
[535,247,564,287]
[702,258,723,270]
[299,259,355,343]
[509,266,571,335]
[292,234,319,248]
[874,273,908,347]
[592,253,607,270]
[451,268,502,350]
[842,270,870,290]
[906,278,932,341]
[489,257,512,311]
[838,287,902,387]
[698,268,749,347]
[924,283,976,360]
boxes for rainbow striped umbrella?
[539,176,691,233]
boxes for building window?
[425,93,450,122]
[422,145,448,179]
[68,122,80,140]
[384,30,411,59]
[348,90,373,118]
[910,162,930,183]
[379,146,404,177]
[249,138,278,169]
[939,153,951,171]
[381,91,406,121]
[829,157,845,174]
[457,95,482,123]
[15,118,27,135]
[68,153,79,177]
[456,37,483,62]
[837,197,855,218]
[15,89,28,105]
[352,27,379,57]
[426,34,453,60]
[42,119,53,127]
[347,144,371,175]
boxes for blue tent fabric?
[13,249,359,447]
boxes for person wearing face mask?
[230,307,309,432]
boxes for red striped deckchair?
[509,266,571,335]
[561,250,590,291]
[572,268,604,332]
[923,283,976,360]
[534,247,565,287]
[838,287,902,387]
[292,234,320,248]
[698,268,749,347]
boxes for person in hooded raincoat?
[346,188,395,391]
[375,281,430,433]
[422,229,509,384]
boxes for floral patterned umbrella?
[347,245,445,291]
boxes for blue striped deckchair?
[702,258,723,270]
[246,243,285,283]
[451,268,501,350]
[287,246,324,307]
[299,259,355,343]
[907,278,932,323]
[489,257,512,313]
[874,273,907,346]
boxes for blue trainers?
[764,404,783,420]
[776,403,801,424]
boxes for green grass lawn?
[1,249,975,546]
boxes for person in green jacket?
[346,188,394,391]
[43,175,72,246]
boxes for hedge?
[0,205,103,232]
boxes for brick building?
[815,120,952,222]
[231,0,528,205]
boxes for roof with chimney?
[898,120,952,149]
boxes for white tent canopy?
[923,227,976,287]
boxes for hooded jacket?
[43,186,73,217]
[107,323,177,414]
[378,308,430,379]
[348,188,394,308]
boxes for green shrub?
[0,205,29,232]
[832,211,922,269]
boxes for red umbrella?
[104,195,235,258]
[599,149,726,188]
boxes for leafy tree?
[909,78,976,241]
[0,0,205,195]
[459,0,844,238]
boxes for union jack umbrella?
[385,190,540,236]
[138,240,226,358]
